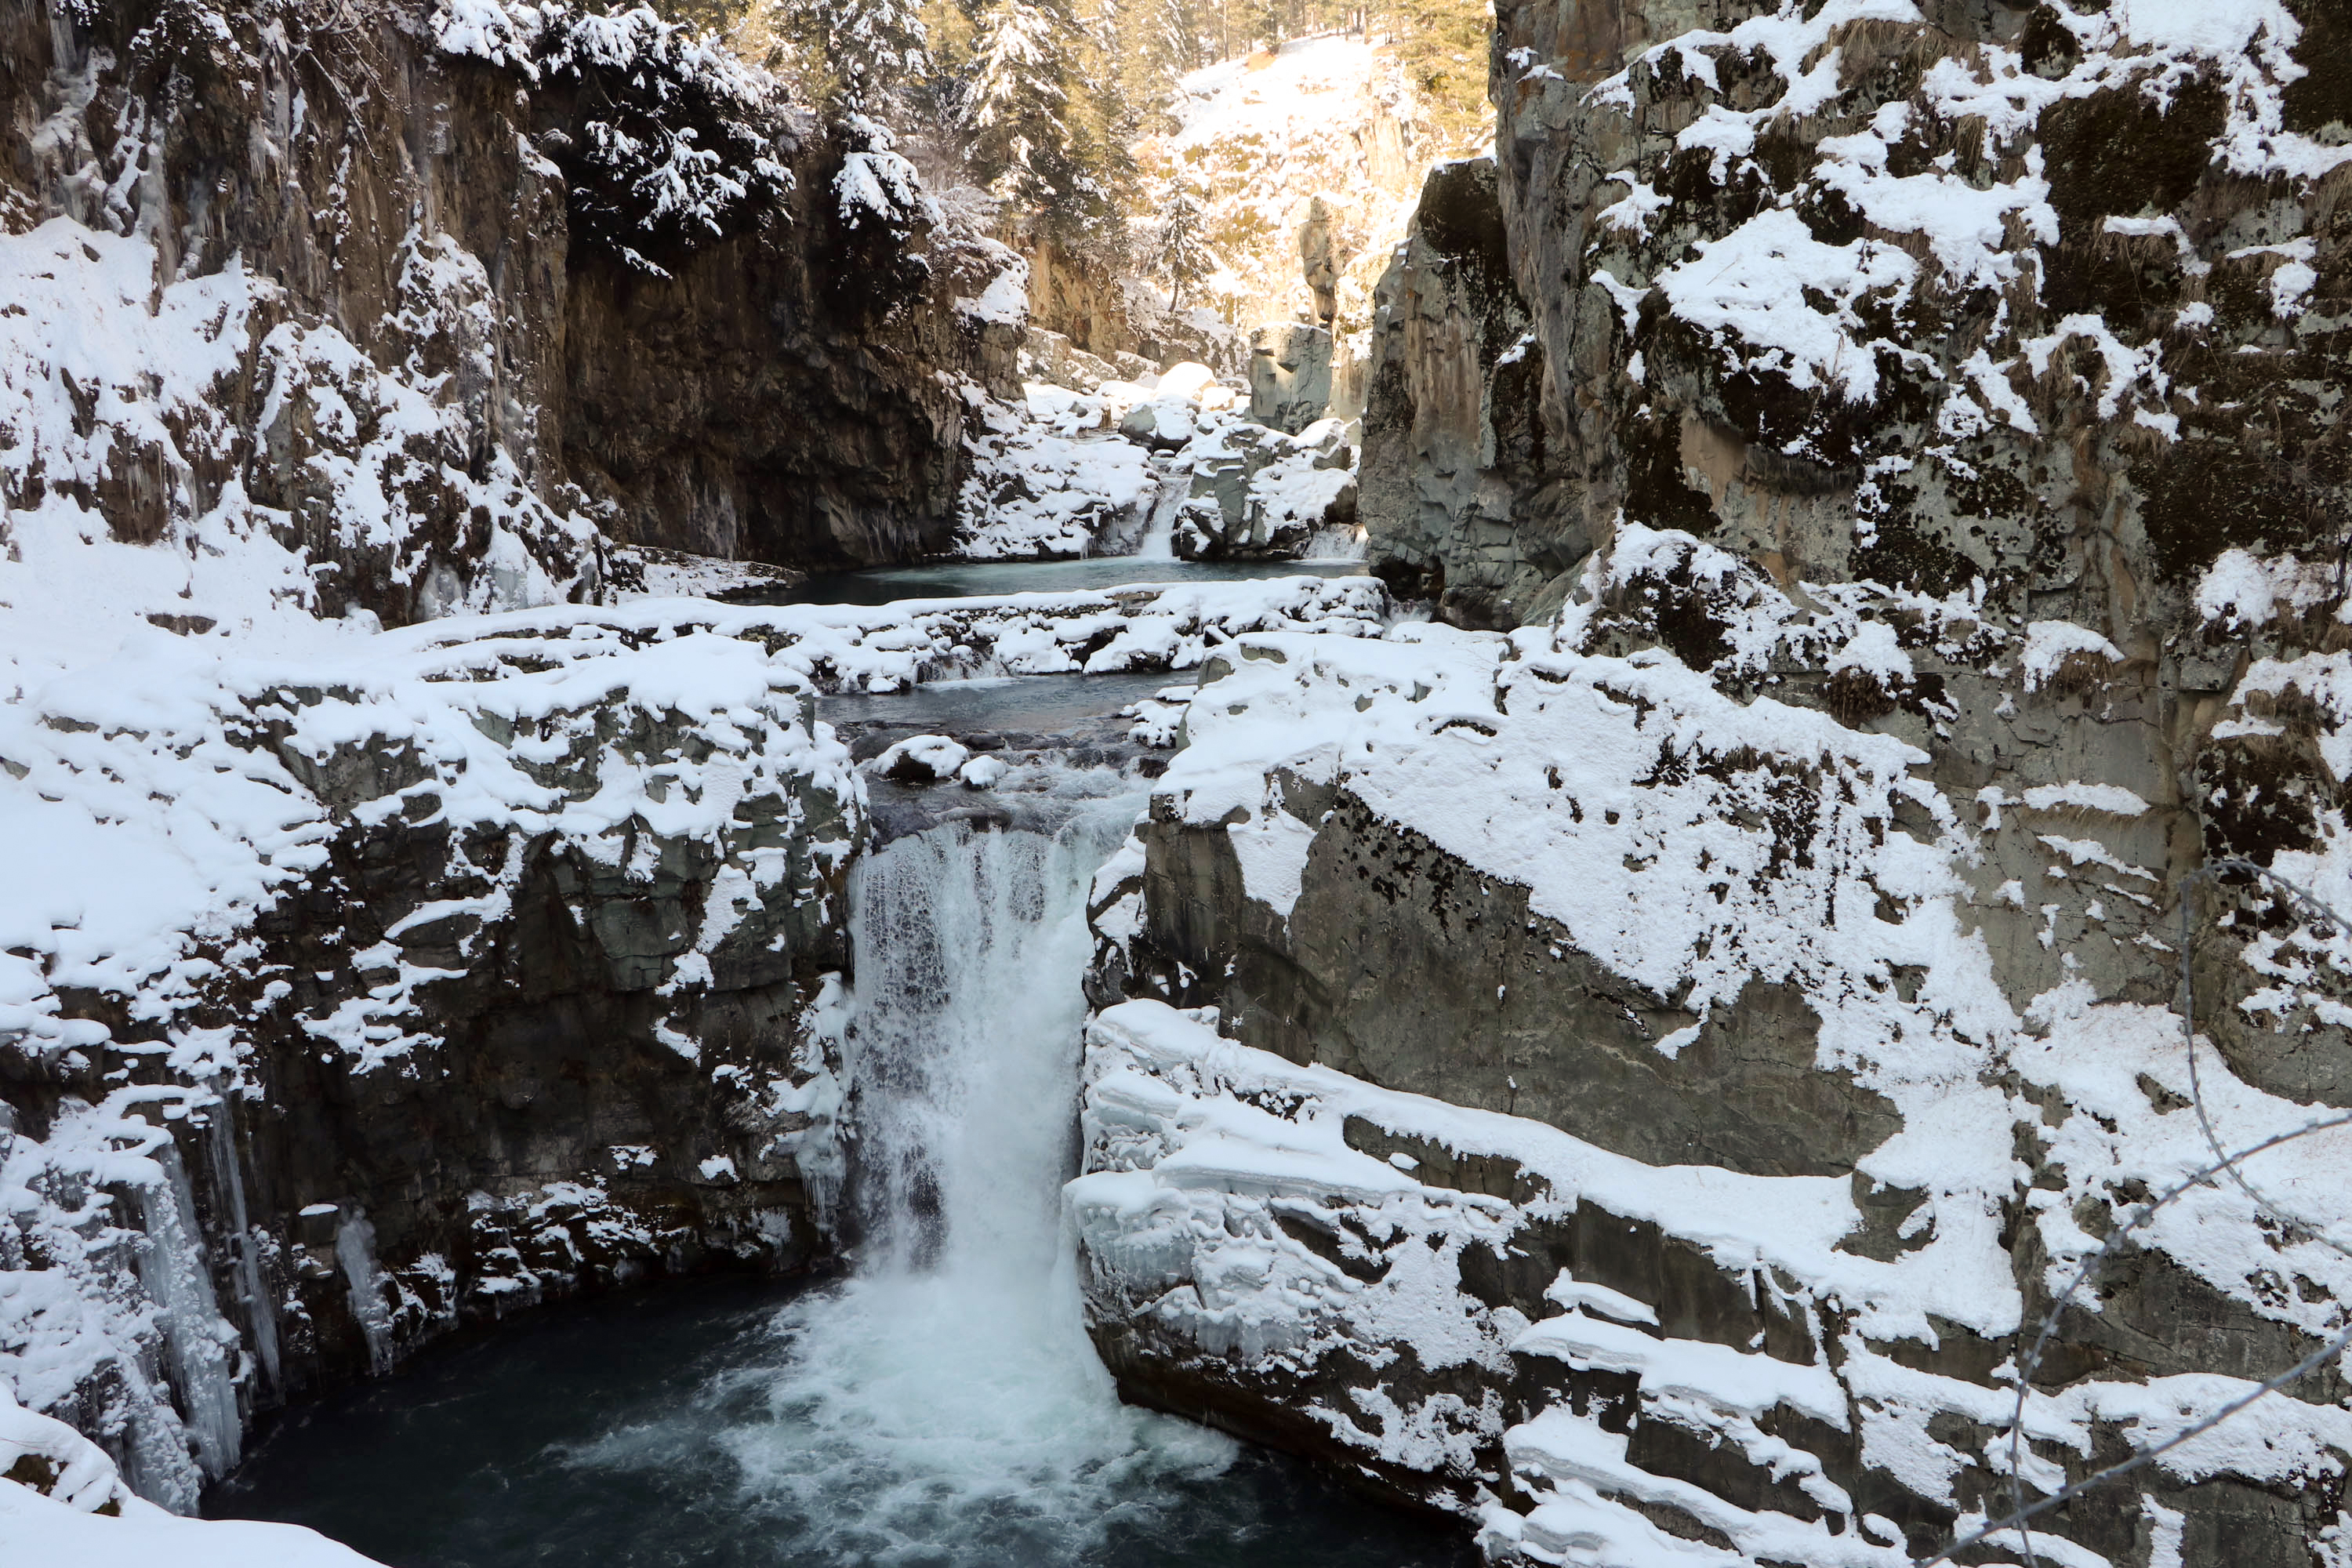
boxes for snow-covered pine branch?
[433,1,804,270]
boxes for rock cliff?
[2,0,1006,602]
[1080,3,2352,1564]
[0,0,1018,1518]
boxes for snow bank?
[0,1444,381,1567]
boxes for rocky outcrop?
[1247,323,1336,434]
[1081,2,2352,1530]
[1076,538,2352,1560]
[1359,158,1566,626]
[1173,417,1357,561]
[0,612,864,1510]
[0,0,1001,608]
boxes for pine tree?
[768,0,931,118]
[966,0,1100,228]
[1147,165,1218,312]
[1390,0,1490,147]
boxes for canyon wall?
[1,0,1010,603]
[1083,2,2352,1564]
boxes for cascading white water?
[1133,458,1192,561]
[570,801,1234,1564]
[1305,522,1370,562]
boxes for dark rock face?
[1359,158,1566,628]
[557,185,995,572]
[1100,789,1900,1179]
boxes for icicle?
[335,1211,396,1373]
[203,1085,281,1392]
[132,1142,242,1484]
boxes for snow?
[2196,547,2335,630]
[2018,782,2151,817]
[1655,209,1916,403]
[1243,426,1358,548]
[0,1477,383,1568]
[957,245,1031,327]
[1070,523,2352,1551]
[2019,619,2126,689]
[873,733,971,782]
[955,388,1159,560]
[1222,808,1318,918]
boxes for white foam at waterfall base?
[566,805,1235,1564]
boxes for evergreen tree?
[768,0,931,118]
[1147,165,1218,311]
[1390,0,1490,148]
[967,0,1101,228]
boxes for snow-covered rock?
[1076,507,2352,1561]
[1174,417,1359,561]
[955,390,1160,560]
[874,734,972,784]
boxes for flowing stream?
[212,738,1473,1567]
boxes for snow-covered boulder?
[955,397,1158,560]
[1116,396,1200,452]
[1173,417,1359,561]
[874,734,972,784]
[957,754,1009,790]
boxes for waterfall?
[567,804,1233,1564]
[1305,521,1369,561]
[845,817,1111,1278]
[1134,457,1192,561]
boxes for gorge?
[8,2,2352,1567]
